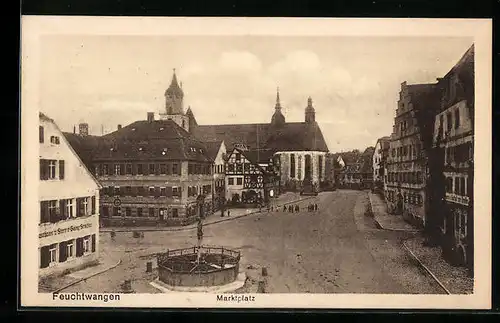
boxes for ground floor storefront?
[100,198,213,227]
[439,202,473,271]
[385,184,427,229]
[39,216,100,279]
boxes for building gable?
[39,113,101,200]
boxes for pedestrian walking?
[227,210,231,217]
[314,203,318,212]
[295,205,299,213]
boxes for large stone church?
[161,70,330,191]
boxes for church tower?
[159,69,190,132]
[270,87,286,128]
[305,96,316,124]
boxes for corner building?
[92,117,214,227]
[433,45,474,269]
[38,113,101,279]
[385,81,441,228]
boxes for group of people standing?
[279,202,318,213]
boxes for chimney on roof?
[78,123,89,136]
[117,124,122,130]
[147,112,155,123]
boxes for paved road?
[63,190,443,294]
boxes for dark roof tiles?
[193,121,328,153]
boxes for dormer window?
[50,136,60,144]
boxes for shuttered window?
[76,238,84,257]
[39,126,44,143]
[59,241,67,263]
[40,159,48,180]
[40,201,50,223]
[40,246,50,268]
[91,234,96,253]
[59,160,65,179]
[91,196,96,215]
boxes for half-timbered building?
[224,147,275,205]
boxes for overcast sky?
[39,35,473,152]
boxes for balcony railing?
[445,193,470,206]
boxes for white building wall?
[38,115,101,278]
[276,151,327,185]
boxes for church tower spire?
[305,96,316,123]
[159,68,190,131]
[271,87,286,127]
[164,68,184,115]
[275,87,281,110]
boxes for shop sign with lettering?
[39,222,93,239]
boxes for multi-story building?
[91,114,214,227]
[38,112,101,279]
[385,81,441,228]
[359,147,375,190]
[432,45,474,269]
[205,140,227,211]
[372,136,390,192]
[225,147,275,205]
[190,89,329,194]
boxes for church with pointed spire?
[183,77,329,192]
[159,69,191,132]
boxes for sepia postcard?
[20,16,492,309]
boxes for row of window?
[227,163,258,174]
[443,209,468,237]
[445,142,473,165]
[386,171,424,185]
[101,184,212,198]
[40,196,96,224]
[214,179,224,188]
[40,159,65,180]
[290,154,320,179]
[214,164,224,174]
[40,234,96,269]
[101,206,180,218]
[39,126,60,145]
[187,163,212,175]
[439,108,461,134]
[386,190,423,206]
[228,177,243,186]
[391,143,422,160]
[94,162,182,177]
[445,175,470,196]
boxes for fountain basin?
[156,246,241,287]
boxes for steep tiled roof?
[65,119,213,163]
[377,136,391,150]
[192,121,328,153]
[93,120,211,162]
[330,151,360,166]
[242,149,275,164]
[63,133,101,169]
[203,140,223,161]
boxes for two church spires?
[164,69,315,123]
